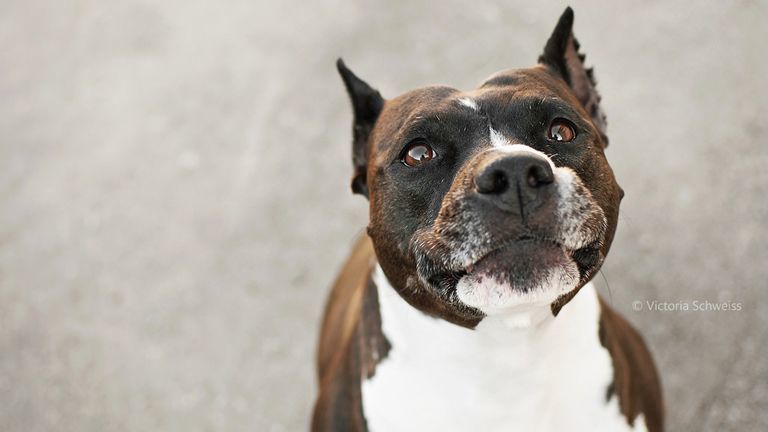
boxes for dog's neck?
[364,265,644,431]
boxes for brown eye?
[548,119,576,142]
[402,141,435,167]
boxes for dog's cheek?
[584,157,622,257]
[552,168,607,250]
[433,193,496,268]
[369,181,424,255]
[369,225,416,292]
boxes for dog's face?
[338,8,622,328]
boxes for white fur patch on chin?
[456,262,580,319]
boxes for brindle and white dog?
[313,7,663,432]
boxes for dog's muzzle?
[409,147,608,307]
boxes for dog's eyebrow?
[402,115,427,131]
[389,112,456,150]
[387,115,430,146]
[503,96,578,118]
[400,113,440,133]
[537,96,576,112]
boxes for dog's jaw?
[455,253,579,325]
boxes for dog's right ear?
[539,7,608,144]
[336,58,384,198]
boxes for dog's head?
[337,8,622,328]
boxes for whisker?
[599,269,613,306]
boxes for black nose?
[474,154,555,215]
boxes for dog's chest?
[362,268,645,432]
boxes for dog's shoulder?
[312,234,388,432]
[316,234,375,378]
[598,296,665,432]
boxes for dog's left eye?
[402,141,436,167]
[548,119,577,142]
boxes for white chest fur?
[362,266,646,432]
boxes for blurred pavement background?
[1,1,767,431]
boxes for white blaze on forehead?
[457,97,478,111]
[489,126,511,148]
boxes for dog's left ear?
[539,7,607,142]
[336,59,385,198]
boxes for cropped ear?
[336,58,385,197]
[539,7,608,143]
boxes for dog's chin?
[454,241,581,316]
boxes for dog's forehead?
[370,66,576,156]
[476,67,575,102]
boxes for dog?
[312,7,663,432]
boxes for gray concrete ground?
[1,0,766,431]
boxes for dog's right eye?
[402,141,436,167]
[547,118,577,142]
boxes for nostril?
[526,164,554,188]
[526,171,538,188]
[491,171,508,193]
[476,169,509,194]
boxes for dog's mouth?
[422,234,603,303]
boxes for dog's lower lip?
[463,235,563,273]
[422,236,603,293]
